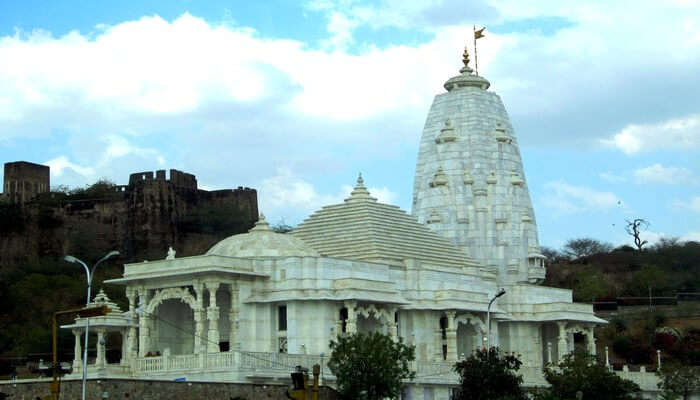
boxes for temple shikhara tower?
[51,47,662,400]
[412,48,544,286]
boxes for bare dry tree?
[625,218,649,251]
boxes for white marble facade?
[61,52,649,399]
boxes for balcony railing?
[133,351,331,376]
[131,353,658,391]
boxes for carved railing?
[132,351,332,376]
[127,352,661,392]
[414,361,459,383]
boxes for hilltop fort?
[0,161,258,264]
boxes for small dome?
[206,214,319,258]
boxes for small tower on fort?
[3,161,50,205]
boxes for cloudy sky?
[1,0,699,249]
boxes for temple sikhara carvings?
[56,50,660,399]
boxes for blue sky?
[1,0,699,250]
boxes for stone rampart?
[0,164,258,264]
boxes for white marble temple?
[56,51,664,400]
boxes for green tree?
[453,347,526,400]
[563,238,613,260]
[543,351,640,400]
[657,363,700,400]
[327,332,415,400]
[623,265,667,296]
[572,267,614,301]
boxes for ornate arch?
[147,287,198,314]
[455,313,486,334]
[565,324,588,335]
[356,304,393,324]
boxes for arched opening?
[457,323,477,358]
[339,307,348,333]
[357,314,385,334]
[154,299,195,355]
[439,315,448,360]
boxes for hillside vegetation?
[543,237,700,367]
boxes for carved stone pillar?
[344,301,357,334]
[491,320,499,348]
[567,331,575,353]
[546,342,552,364]
[434,328,443,361]
[445,311,457,361]
[556,321,568,361]
[193,282,205,354]
[388,308,398,340]
[125,287,138,361]
[206,281,221,353]
[120,328,129,366]
[587,326,597,356]
[229,283,239,351]
[138,288,151,357]
[72,329,82,369]
[96,329,106,367]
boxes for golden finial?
[462,46,470,67]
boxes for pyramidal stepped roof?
[292,175,478,268]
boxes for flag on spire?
[475,27,486,39]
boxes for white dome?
[205,215,319,258]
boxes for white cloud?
[257,168,398,224]
[601,114,700,154]
[45,156,95,178]
[257,168,348,220]
[599,171,626,183]
[672,196,700,213]
[0,12,455,133]
[681,231,700,242]
[633,163,695,184]
[101,135,164,166]
[43,135,165,187]
[542,181,623,215]
[635,230,700,245]
[367,186,398,204]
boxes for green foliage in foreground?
[542,351,640,400]
[657,362,700,400]
[328,332,415,400]
[453,347,526,400]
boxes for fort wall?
[0,162,258,262]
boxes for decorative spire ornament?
[462,46,471,68]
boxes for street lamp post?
[486,288,506,351]
[64,251,120,400]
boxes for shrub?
[613,335,633,358]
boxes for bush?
[611,318,628,333]
[453,348,526,400]
[328,332,415,400]
[627,343,654,364]
[543,351,640,400]
[613,335,634,358]
[654,332,679,351]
